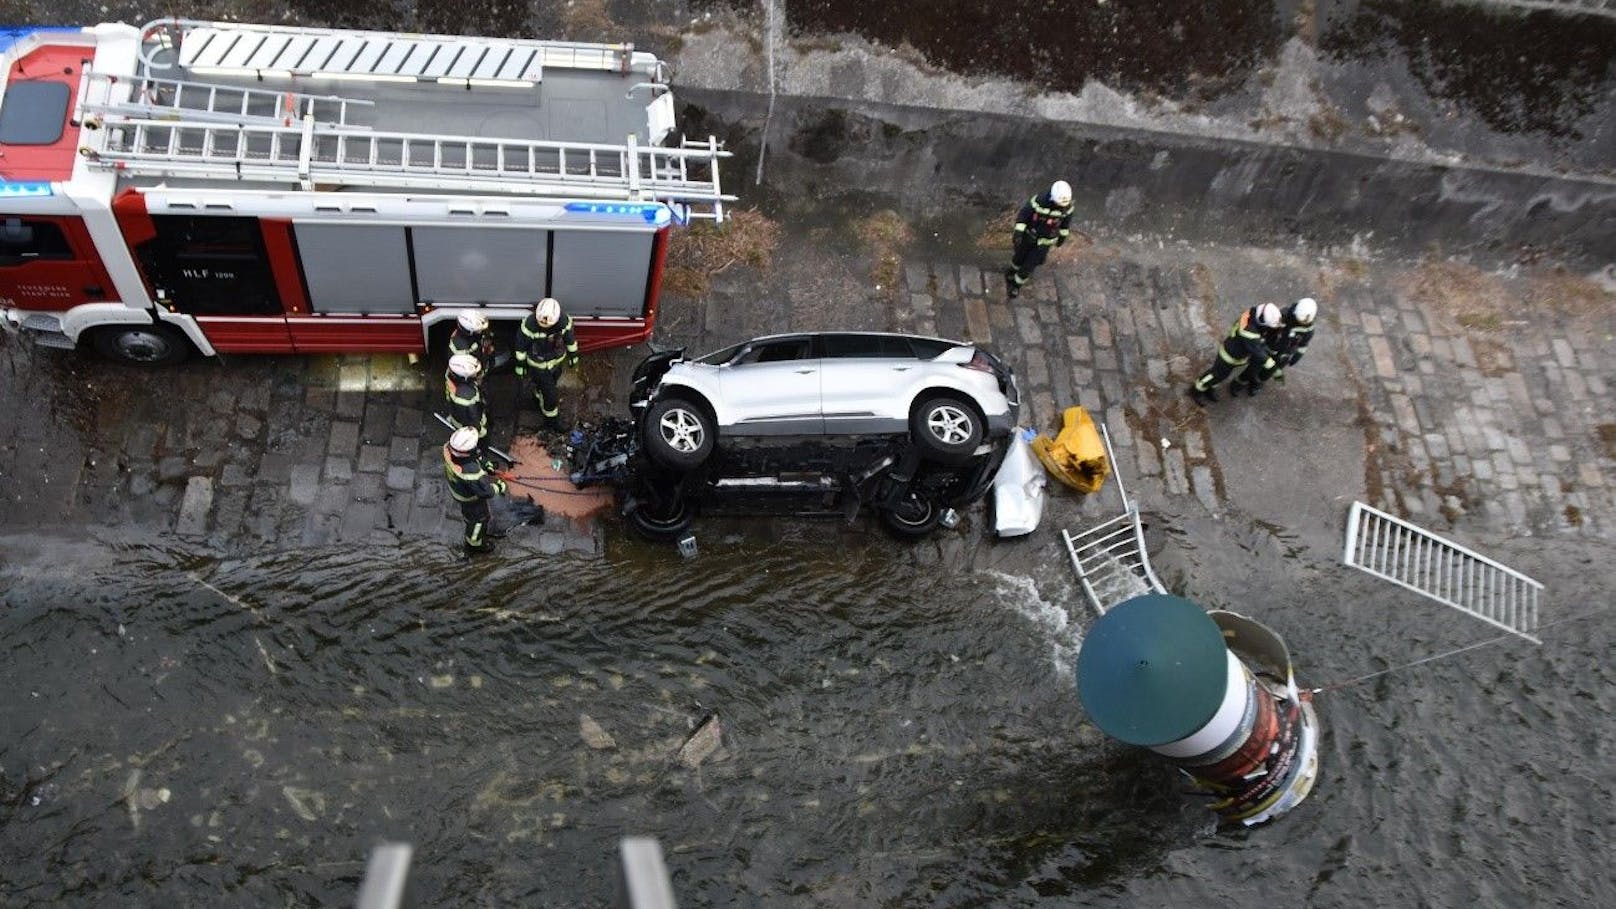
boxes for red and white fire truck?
[0,19,730,364]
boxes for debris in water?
[428,674,455,689]
[122,768,142,829]
[254,636,278,675]
[579,713,617,750]
[282,786,325,822]
[676,712,723,768]
[136,787,171,810]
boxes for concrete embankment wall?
[684,89,1616,267]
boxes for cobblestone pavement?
[1,239,1611,555]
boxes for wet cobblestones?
[1,242,1612,550]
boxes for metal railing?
[1343,501,1543,643]
[1060,423,1166,616]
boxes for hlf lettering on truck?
[0,20,731,364]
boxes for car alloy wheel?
[658,406,706,454]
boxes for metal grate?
[1060,422,1165,616]
[1343,501,1543,643]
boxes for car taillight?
[962,351,995,373]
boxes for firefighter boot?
[1003,268,1020,300]
[1188,385,1218,407]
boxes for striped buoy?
[1076,593,1321,826]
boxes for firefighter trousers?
[1006,237,1051,294]
[528,365,563,419]
[1194,339,1256,392]
[459,498,493,550]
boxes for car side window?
[907,338,955,359]
[737,338,810,365]
[0,218,73,266]
[824,335,911,359]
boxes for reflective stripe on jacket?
[443,444,497,502]
[516,314,578,370]
[1013,191,1074,247]
[1218,308,1276,369]
[444,375,487,436]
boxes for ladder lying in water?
[1343,501,1543,643]
[1061,423,1166,616]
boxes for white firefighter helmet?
[449,426,480,454]
[457,310,489,333]
[1256,303,1283,329]
[1293,297,1318,325]
[448,353,482,380]
[1050,180,1073,206]
[534,297,562,328]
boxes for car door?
[819,334,917,434]
[715,335,823,435]
[0,215,116,311]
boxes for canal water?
[2,517,1611,906]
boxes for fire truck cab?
[0,20,729,363]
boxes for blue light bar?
[0,26,81,56]
[0,181,54,197]
[563,201,671,226]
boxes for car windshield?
[694,342,745,365]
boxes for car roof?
[738,331,971,347]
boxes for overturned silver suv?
[605,331,1020,539]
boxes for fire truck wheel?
[909,393,983,465]
[91,323,192,366]
[644,396,715,469]
[880,490,944,539]
[626,496,695,541]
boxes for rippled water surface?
[2,519,1612,906]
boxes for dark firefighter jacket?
[443,445,503,502]
[448,327,496,375]
[516,314,578,371]
[445,374,487,437]
[1219,307,1277,370]
[1014,191,1075,248]
[1267,312,1315,366]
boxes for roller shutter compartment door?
[549,230,654,319]
[412,227,547,304]
[295,224,415,314]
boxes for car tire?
[626,495,696,541]
[909,393,983,465]
[91,323,192,366]
[881,490,945,539]
[644,396,715,469]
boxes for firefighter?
[1003,180,1074,300]
[514,297,579,431]
[444,426,507,553]
[448,310,497,382]
[445,353,494,465]
[1235,296,1319,396]
[1189,303,1282,406]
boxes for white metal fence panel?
[1342,501,1543,643]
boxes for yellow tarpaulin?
[1031,406,1111,494]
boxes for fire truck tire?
[644,396,715,469]
[880,489,945,539]
[626,496,696,541]
[909,393,982,465]
[91,323,192,366]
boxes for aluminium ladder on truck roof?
[79,71,375,128]
[77,115,732,217]
[72,20,733,220]
[1342,501,1543,643]
[1061,423,1167,617]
